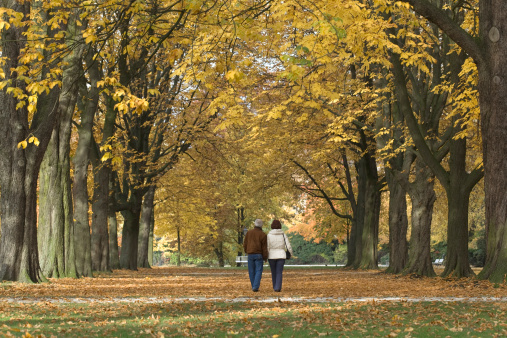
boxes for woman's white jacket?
[267,229,293,260]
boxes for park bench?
[235,255,248,266]
[433,258,444,265]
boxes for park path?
[3,295,507,304]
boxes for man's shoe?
[252,289,259,292]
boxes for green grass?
[1,300,506,337]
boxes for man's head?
[254,219,263,228]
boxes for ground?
[1,266,507,337]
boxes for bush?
[286,232,334,265]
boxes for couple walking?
[243,219,293,292]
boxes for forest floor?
[1,266,507,337]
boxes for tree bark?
[148,211,155,266]
[72,48,102,278]
[477,0,507,283]
[442,137,475,277]
[37,24,83,278]
[403,160,436,277]
[352,149,381,270]
[138,185,156,268]
[385,169,409,274]
[91,167,111,272]
[120,206,142,270]
[108,209,121,270]
[400,0,507,284]
[0,0,62,282]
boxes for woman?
[267,219,293,292]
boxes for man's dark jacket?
[243,227,268,260]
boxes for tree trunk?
[442,138,475,278]
[177,227,181,266]
[215,241,225,267]
[400,0,507,284]
[403,160,436,277]
[353,150,380,270]
[385,170,409,274]
[0,0,61,282]
[37,34,82,278]
[91,167,110,272]
[359,167,380,269]
[72,116,93,277]
[108,209,121,270]
[476,0,507,283]
[120,207,141,270]
[38,129,73,278]
[138,185,156,268]
[351,159,366,269]
[148,211,154,266]
[236,207,245,267]
[72,49,100,278]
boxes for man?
[243,218,268,292]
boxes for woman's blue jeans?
[247,254,264,291]
[268,259,285,291]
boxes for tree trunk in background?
[215,241,225,267]
[385,169,408,274]
[177,227,181,266]
[403,160,436,277]
[73,125,93,277]
[359,162,380,269]
[148,211,155,266]
[353,151,380,270]
[138,185,156,268]
[72,48,100,278]
[351,158,366,269]
[120,206,142,270]
[236,207,245,267]
[91,167,110,272]
[108,209,121,270]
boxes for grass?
[1,300,507,337]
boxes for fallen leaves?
[0,267,505,300]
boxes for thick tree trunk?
[359,169,380,269]
[138,185,156,268]
[91,167,110,272]
[345,218,358,267]
[351,153,380,270]
[400,0,507,284]
[72,124,93,277]
[476,0,507,283]
[351,159,366,268]
[108,210,121,270]
[403,161,436,277]
[37,38,82,278]
[72,49,100,277]
[0,1,61,282]
[120,207,142,270]
[38,129,76,278]
[442,138,475,278]
[385,170,409,274]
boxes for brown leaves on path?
[0,266,505,300]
